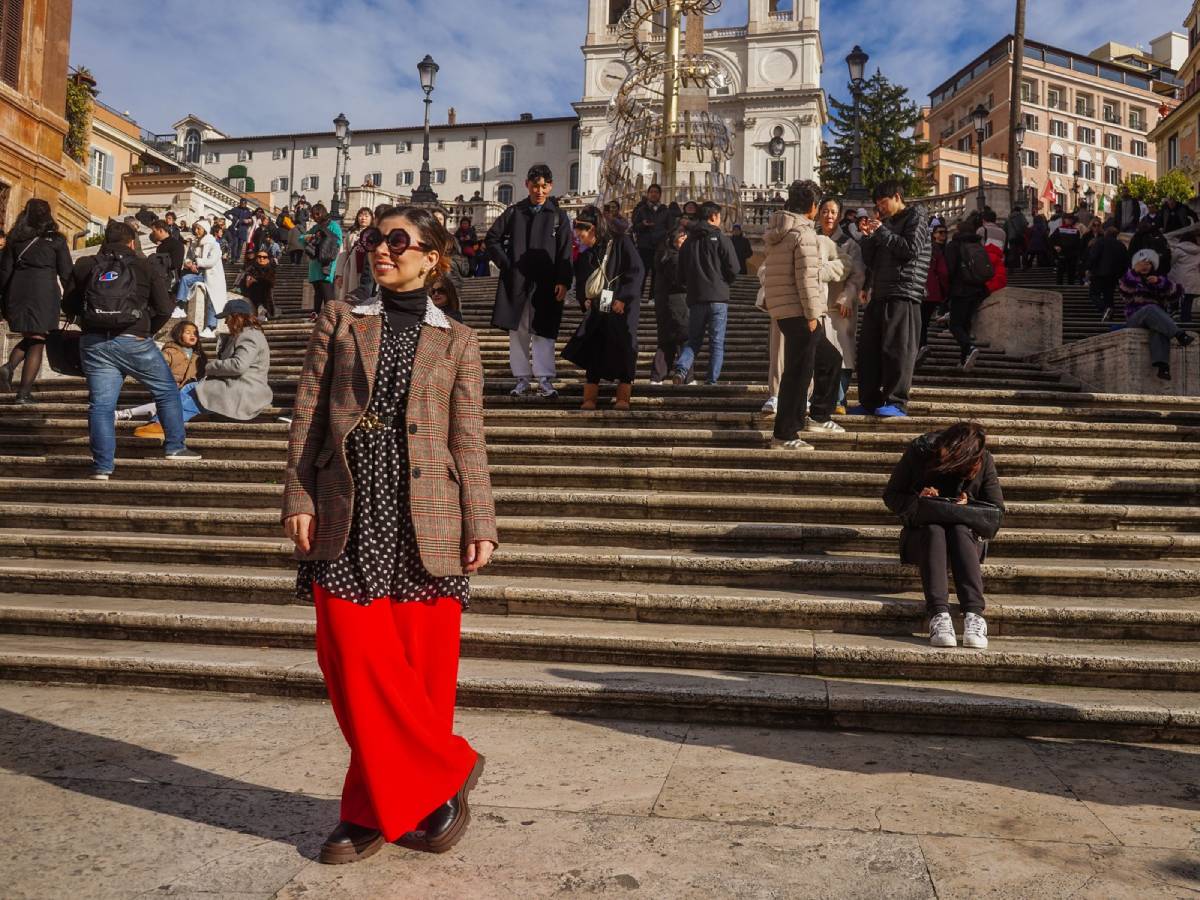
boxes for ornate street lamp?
[971,103,990,211]
[412,54,441,205]
[331,112,350,218]
[845,45,869,204]
[1012,121,1027,210]
[1085,185,1096,212]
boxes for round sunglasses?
[360,226,431,256]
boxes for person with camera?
[883,421,1005,650]
[304,203,342,319]
[568,206,644,411]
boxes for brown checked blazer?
[282,296,498,577]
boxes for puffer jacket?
[1169,238,1200,295]
[760,210,827,321]
[862,203,932,304]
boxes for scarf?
[380,286,427,333]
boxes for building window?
[1049,153,1067,174]
[982,120,994,139]
[950,174,969,192]
[1020,79,1038,104]
[1050,119,1068,138]
[436,139,445,151]
[498,144,515,173]
[1047,87,1064,110]
[956,135,973,152]
[1104,133,1122,151]
[183,128,202,164]
[1075,94,1094,117]
[1078,160,1095,180]
[1102,103,1120,125]
[461,167,481,182]
[569,162,580,192]
[1076,126,1096,144]
[433,169,446,185]
[396,171,413,186]
[203,151,219,164]
[497,183,514,205]
[1055,191,1067,210]
[272,147,287,160]
[1104,166,1121,186]
[536,132,545,146]
[1022,114,1039,132]
[229,177,248,193]
[237,149,253,162]
[469,137,479,149]
[570,125,581,150]
[301,175,320,191]
[1020,149,1039,168]
[1131,139,1148,157]
[1129,109,1145,130]
[270,176,290,192]
[0,0,23,89]
[396,141,412,153]
[769,158,787,184]
[1168,134,1180,170]
[365,142,381,156]
[303,145,318,159]
[88,148,114,192]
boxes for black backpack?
[149,248,178,293]
[83,249,144,329]
[958,241,994,288]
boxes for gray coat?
[196,327,272,420]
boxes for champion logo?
[99,271,120,282]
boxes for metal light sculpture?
[598,0,739,222]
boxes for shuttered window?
[0,0,23,89]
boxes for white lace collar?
[349,295,451,330]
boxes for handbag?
[46,326,84,378]
[584,242,613,301]
[561,316,596,370]
[909,496,1003,541]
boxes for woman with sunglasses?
[430,275,463,323]
[284,206,496,867]
[334,207,374,302]
[240,249,277,321]
[571,206,644,411]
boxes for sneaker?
[87,471,112,482]
[15,390,34,405]
[804,417,845,433]
[535,378,559,399]
[1100,308,1112,323]
[200,328,217,339]
[278,415,294,425]
[509,378,531,397]
[1155,362,1171,381]
[649,378,664,386]
[670,370,687,386]
[114,408,135,422]
[960,346,980,371]
[170,307,187,319]
[929,612,957,648]
[1178,331,1196,347]
[962,612,988,650]
[915,345,930,366]
[770,438,814,451]
[761,396,778,415]
[133,423,165,439]
[874,405,908,418]
[165,448,203,462]
[847,404,875,416]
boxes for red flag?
[1041,178,1057,207]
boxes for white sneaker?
[929,612,957,648]
[509,378,531,397]
[761,396,778,415]
[649,378,664,386]
[170,307,187,319]
[535,378,559,399]
[114,409,134,423]
[770,438,814,451]
[804,417,845,433]
[200,327,216,339]
[962,613,989,650]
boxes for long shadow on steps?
[0,708,335,857]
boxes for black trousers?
[907,524,986,616]
[856,297,921,412]
[1055,254,1078,285]
[919,303,938,349]
[638,247,656,298]
[312,280,335,313]
[948,294,982,358]
[774,316,841,441]
[1089,275,1118,314]
[651,292,689,382]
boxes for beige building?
[924,34,1179,215]
[1150,5,1200,190]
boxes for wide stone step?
[1,633,1197,741]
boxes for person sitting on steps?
[1119,249,1194,381]
[883,421,1005,651]
[116,321,207,421]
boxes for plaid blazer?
[282,296,498,577]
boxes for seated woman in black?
[883,421,1004,650]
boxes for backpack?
[150,248,178,293]
[958,241,994,288]
[83,249,144,329]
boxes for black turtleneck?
[380,286,427,333]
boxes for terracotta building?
[1150,4,1200,190]
[0,0,88,237]
[923,34,1179,215]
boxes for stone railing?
[921,183,1013,223]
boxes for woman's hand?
[554,285,568,303]
[807,318,819,332]
[919,487,940,498]
[956,492,969,505]
[612,299,626,315]
[838,301,851,319]
[333,275,342,291]
[284,514,316,554]
[463,540,496,574]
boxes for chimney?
[520,112,534,121]
[447,107,457,126]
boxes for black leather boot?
[399,754,486,854]
[319,820,384,865]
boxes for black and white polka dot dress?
[297,318,470,608]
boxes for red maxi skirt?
[314,584,479,842]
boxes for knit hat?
[1132,249,1160,270]
[193,218,211,234]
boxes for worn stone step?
[0,633,1196,741]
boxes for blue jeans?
[151,381,206,425]
[80,333,187,473]
[1127,303,1181,366]
[673,302,728,383]
[176,274,218,329]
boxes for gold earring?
[419,266,428,277]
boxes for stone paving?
[3,683,1199,899]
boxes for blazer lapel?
[351,316,383,395]
[412,325,449,397]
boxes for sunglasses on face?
[573,222,594,232]
[431,288,449,297]
[360,226,430,256]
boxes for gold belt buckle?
[360,412,382,431]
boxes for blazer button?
[409,423,418,435]
[412,467,422,479]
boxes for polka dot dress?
[297,317,470,608]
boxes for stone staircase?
[1,265,1199,742]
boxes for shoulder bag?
[908,496,1003,541]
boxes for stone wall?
[972,287,1063,359]
[1030,328,1200,397]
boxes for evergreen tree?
[821,70,933,198]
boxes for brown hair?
[224,313,264,337]
[430,275,461,313]
[168,320,207,365]
[375,205,453,284]
[930,421,988,478]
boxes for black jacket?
[861,203,931,304]
[943,233,989,302]
[1087,236,1129,278]
[485,197,574,338]
[678,220,739,306]
[63,243,173,338]
[155,234,186,275]
[883,432,1005,562]
[1159,202,1198,234]
[731,233,753,275]
[0,230,73,333]
[631,200,671,251]
[655,243,688,299]
[1129,230,1172,275]
[1050,225,1083,260]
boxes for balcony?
[1129,118,1146,132]
[1103,111,1121,125]
[1075,105,1095,118]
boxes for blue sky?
[72,0,1189,137]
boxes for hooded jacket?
[1169,238,1200,296]
[1087,235,1129,279]
[761,210,827,321]
[678,219,739,306]
[861,203,931,304]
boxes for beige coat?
[761,211,845,321]
[823,235,867,368]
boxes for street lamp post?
[412,54,440,205]
[845,45,869,204]
[971,103,989,211]
[1012,121,1027,209]
[1084,186,1096,215]
[331,112,349,219]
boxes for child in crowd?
[115,321,207,420]
[1120,249,1195,381]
